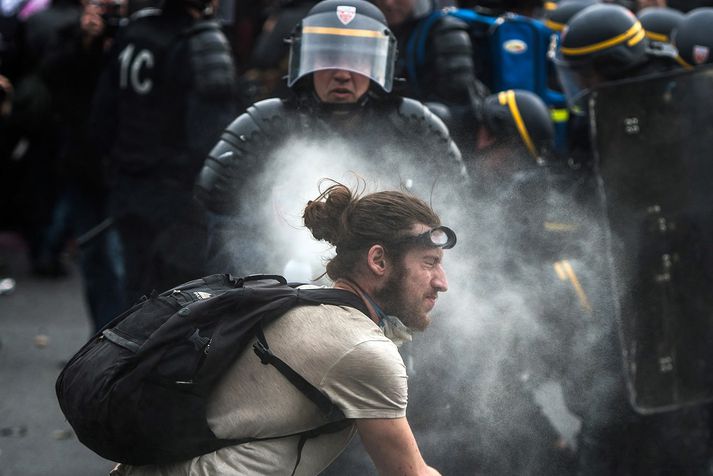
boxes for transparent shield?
[590,65,713,413]
[552,48,597,116]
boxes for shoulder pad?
[430,15,473,56]
[220,99,285,147]
[431,13,471,33]
[187,21,236,98]
[195,98,288,213]
[391,98,467,179]
[246,98,287,124]
[398,98,451,139]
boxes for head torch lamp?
[390,226,457,250]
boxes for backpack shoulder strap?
[295,287,370,316]
[251,286,369,419]
[253,325,344,419]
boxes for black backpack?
[55,274,369,466]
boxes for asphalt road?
[0,233,115,476]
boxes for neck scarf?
[333,278,413,346]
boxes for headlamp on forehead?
[392,226,457,250]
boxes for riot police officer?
[474,89,554,171]
[549,4,713,475]
[91,0,237,305]
[555,3,678,113]
[552,3,679,174]
[672,7,713,68]
[194,0,465,279]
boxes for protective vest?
[110,12,233,181]
[194,95,466,215]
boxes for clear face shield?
[288,12,397,92]
[550,36,599,116]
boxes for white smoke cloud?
[223,135,623,473]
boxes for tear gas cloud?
[224,137,623,473]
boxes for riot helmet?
[553,4,648,111]
[542,0,599,33]
[671,8,713,68]
[638,7,684,44]
[480,89,555,164]
[287,0,397,93]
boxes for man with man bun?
[112,180,454,475]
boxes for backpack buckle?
[253,340,273,365]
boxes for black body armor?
[107,13,234,180]
[195,94,466,215]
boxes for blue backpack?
[406,8,569,151]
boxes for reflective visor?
[288,12,396,92]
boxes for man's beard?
[373,261,431,331]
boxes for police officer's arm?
[356,417,441,476]
[183,21,238,157]
[392,98,469,182]
[428,15,487,104]
[194,98,285,214]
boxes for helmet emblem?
[693,45,710,65]
[336,5,356,25]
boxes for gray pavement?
[0,233,115,476]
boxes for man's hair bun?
[303,181,354,247]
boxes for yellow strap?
[554,260,592,312]
[627,28,646,47]
[674,54,693,70]
[544,19,565,32]
[645,30,669,43]
[303,26,384,39]
[502,90,538,161]
[561,21,643,56]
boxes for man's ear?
[366,244,388,277]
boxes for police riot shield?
[589,65,713,413]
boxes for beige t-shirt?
[113,303,407,475]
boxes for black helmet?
[638,7,684,44]
[482,89,555,164]
[558,4,647,78]
[287,0,397,93]
[553,4,647,112]
[543,0,599,33]
[671,8,713,68]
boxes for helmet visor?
[288,12,396,92]
[552,47,598,116]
